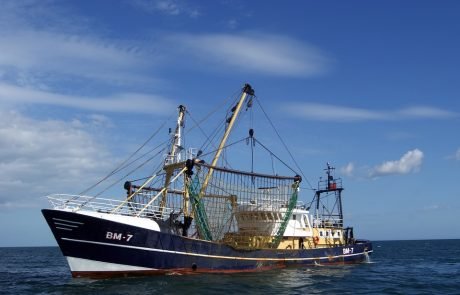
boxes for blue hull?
[42,209,372,278]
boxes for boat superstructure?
[42,83,372,277]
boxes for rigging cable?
[78,113,174,196]
[198,137,249,159]
[249,101,254,174]
[253,138,298,176]
[184,89,241,169]
[184,88,240,135]
[254,98,314,190]
[77,144,168,210]
[93,146,168,198]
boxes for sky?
[0,0,459,247]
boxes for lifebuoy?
[313,236,319,245]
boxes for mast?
[168,105,186,164]
[199,83,255,197]
[159,105,187,211]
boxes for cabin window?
[326,231,329,236]
[338,232,341,236]
[292,214,296,220]
[320,231,323,237]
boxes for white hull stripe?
[52,217,84,225]
[62,237,372,262]
[54,222,79,228]
[56,227,73,231]
[66,256,157,272]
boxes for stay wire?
[183,88,242,167]
[187,113,236,169]
[199,137,249,159]
[78,113,174,196]
[253,138,298,176]
[199,89,241,154]
[94,146,168,198]
[183,88,240,135]
[254,98,314,190]
[123,139,170,175]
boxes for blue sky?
[0,0,459,246]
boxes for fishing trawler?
[42,84,372,278]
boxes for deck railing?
[46,194,174,220]
[312,217,344,228]
[317,178,343,191]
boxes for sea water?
[1,240,459,294]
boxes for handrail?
[317,178,343,191]
[46,194,173,220]
[312,217,343,228]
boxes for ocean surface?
[1,239,459,294]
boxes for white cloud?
[340,162,354,177]
[154,0,180,15]
[423,204,440,211]
[399,106,457,119]
[87,114,114,128]
[0,2,177,114]
[0,31,135,69]
[283,103,458,122]
[0,83,175,114]
[0,0,76,31]
[284,103,384,121]
[0,30,155,87]
[0,1,162,90]
[166,33,329,77]
[455,148,460,161]
[226,19,239,29]
[370,149,424,177]
[0,2,328,92]
[131,0,200,17]
[0,111,114,209]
